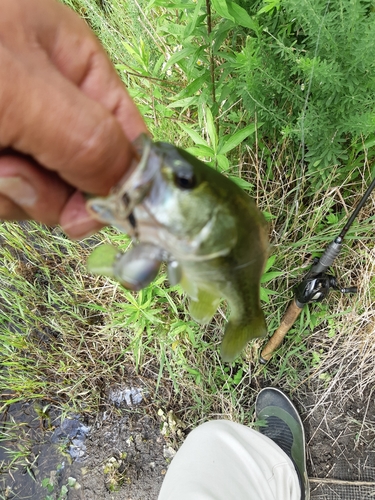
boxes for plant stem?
[205,0,217,110]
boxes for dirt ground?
[0,394,168,500]
[1,376,375,500]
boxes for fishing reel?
[294,258,357,307]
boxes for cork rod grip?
[260,300,303,363]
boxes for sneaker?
[255,387,310,500]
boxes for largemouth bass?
[87,135,268,362]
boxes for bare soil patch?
[2,374,374,499]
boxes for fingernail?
[0,177,37,207]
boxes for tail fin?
[220,311,267,363]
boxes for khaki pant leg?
[158,420,301,500]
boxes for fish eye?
[173,171,196,190]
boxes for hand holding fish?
[0,0,147,237]
[88,135,269,362]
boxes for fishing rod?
[260,174,375,364]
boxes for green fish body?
[87,135,268,362]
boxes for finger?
[0,153,105,237]
[0,44,135,195]
[1,0,147,139]
[0,0,148,196]
[59,190,104,240]
[43,5,147,141]
[0,154,73,225]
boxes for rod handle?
[259,300,303,363]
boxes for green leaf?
[233,368,243,384]
[257,0,280,15]
[356,135,375,152]
[260,287,270,303]
[262,211,276,221]
[216,154,230,171]
[184,0,205,38]
[213,20,234,54]
[153,54,166,76]
[228,176,254,190]
[67,477,77,487]
[261,271,283,283]
[121,41,147,70]
[149,0,196,8]
[42,478,52,488]
[164,47,196,71]
[264,254,276,273]
[175,74,209,100]
[218,123,263,155]
[168,97,198,109]
[211,0,259,32]
[211,0,234,21]
[260,287,278,303]
[60,485,68,496]
[227,2,259,32]
[178,123,209,147]
[205,107,218,152]
[186,145,215,157]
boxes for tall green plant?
[225,0,375,181]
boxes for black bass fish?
[87,135,268,362]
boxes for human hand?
[0,0,148,238]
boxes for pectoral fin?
[188,288,221,324]
[180,274,198,301]
[220,311,267,362]
[167,260,182,286]
[179,272,220,324]
[87,244,119,277]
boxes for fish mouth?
[86,135,159,227]
[127,211,137,229]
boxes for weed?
[42,472,79,500]
[103,453,129,492]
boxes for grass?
[1,0,375,487]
